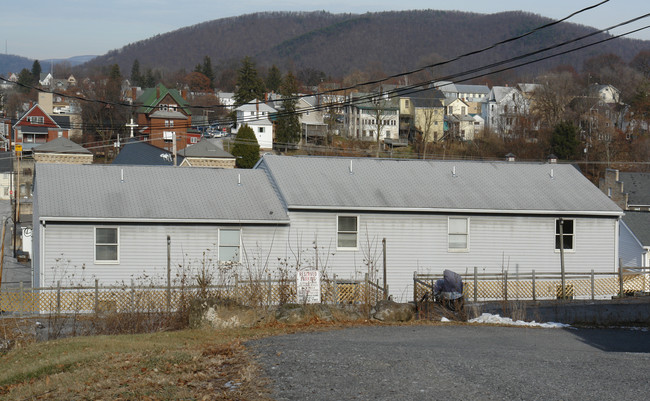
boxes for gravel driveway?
[251,324,650,400]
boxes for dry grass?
[0,306,473,400]
[0,326,279,400]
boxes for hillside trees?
[275,72,301,151]
[231,124,260,168]
[234,57,266,106]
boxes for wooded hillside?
[82,10,650,81]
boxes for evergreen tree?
[275,72,301,151]
[143,68,156,87]
[31,60,42,85]
[550,121,579,160]
[231,124,260,168]
[202,56,215,88]
[234,57,266,106]
[131,59,142,86]
[17,68,33,93]
[266,65,282,93]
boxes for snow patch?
[440,317,451,322]
[469,313,571,328]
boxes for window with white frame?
[555,219,574,250]
[259,127,265,133]
[448,217,469,251]
[337,216,358,249]
[219,229,241,263]
[95,227,119,263]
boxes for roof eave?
[39,217,290,225]
[285,205,623,217]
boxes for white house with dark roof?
[232,100,275,150]
[33,156,622,301]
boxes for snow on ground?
[467,313,572,328]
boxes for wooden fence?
[414,267,650,303]
[0,273,386,315]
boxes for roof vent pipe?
[452,166,457,177]
[238,173,241,186]
[349,160,353,175]
[121,168,124,183]
[550,168,554,179]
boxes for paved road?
[251,325,650,400]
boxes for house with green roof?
[136,83,200,152]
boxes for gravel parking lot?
[251,324,650,400]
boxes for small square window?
[95,227,119,263]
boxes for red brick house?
[135,84,199,152]
[12,104,70,152]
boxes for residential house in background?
[482,86,529,136]
[344,93,399,142]
[232,100,276,150]
[398,87,446,143]
[619,211,650,270]
[599,168,650,270]
[12,103,70,152]
[32,137,93,165]
[38,92,82,140]
[113,139,180,166]
[135,83,199,152]
[177,139,236,168]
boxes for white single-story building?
[33,156,622,301]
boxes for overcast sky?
[3,0,649,60]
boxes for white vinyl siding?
[37,214,618,301]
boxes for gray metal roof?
[618,172,650,206]
[35,164,289,223]
[256,155,622,215]
[621,211,650,246]
[33,137,91,154]
[178,139,234,158]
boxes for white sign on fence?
[297,270,321,304]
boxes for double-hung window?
[555,219,574,251]
[219,229,241,264]
[448,217,469,251]
[337,216,358,249]
[95,227,119,263]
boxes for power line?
[0,1,612,114]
